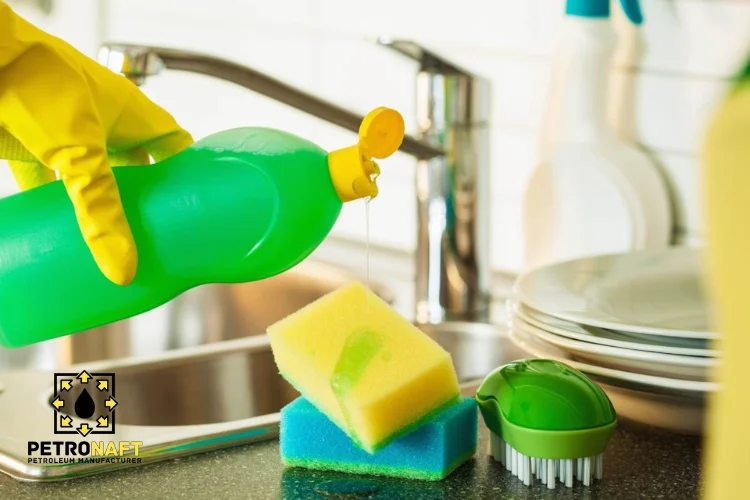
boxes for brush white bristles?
[489,433,604,489]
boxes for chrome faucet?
[376,40,491,323]
[97,41,490,323]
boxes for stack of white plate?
[508,247,719,435]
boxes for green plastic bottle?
[0,107,405,348]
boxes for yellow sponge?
[267,281,460,453]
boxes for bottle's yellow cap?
[328,107,405,202]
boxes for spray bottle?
[522,0,671,271]
[0,107,405,348]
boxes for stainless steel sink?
[0,260,394,371]
[0,322,522,481]
[53,322,521,428]
[56,336,298,427]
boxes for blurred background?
[0,0,748,373]
[5,0,749,272]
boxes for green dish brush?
[475,359,617,489]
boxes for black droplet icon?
[74,388,95,419]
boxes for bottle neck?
[542,18,616,149]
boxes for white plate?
[508,327,710,435]
[510,301,716,356]
[511,318,714,381]
[508,326,717,394]
[514,247,717,339]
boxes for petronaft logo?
[28,370,140,466]
[50,370,117,436]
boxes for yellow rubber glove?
[0,2,193,285]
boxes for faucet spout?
[97,43,442,160]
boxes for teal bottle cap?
[565,0,643,25]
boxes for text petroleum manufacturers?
[27,441,144,464]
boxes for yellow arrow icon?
[51,397,64,410]
[60,380,72,391]
[77,424,91,437]
[105,396,118,410]
[97,416,108,427]
[61,415,72,427]
[77,371,91,383]
[97,380,108,391]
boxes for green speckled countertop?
[0,410,702,500]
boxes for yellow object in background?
[702,55,750,500]
[267,282,461,453]
[0,2,192,285]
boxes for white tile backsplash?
[317,0,564,56]
[313,38,419,133]
[491,198,526,272]
[489,131,540,197]
[6,0,104,56]
[3,0,748,275]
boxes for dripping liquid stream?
[365,197,371,317]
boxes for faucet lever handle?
[374,38,474,77]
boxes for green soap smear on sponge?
[476,359,617,489]
[331,329,385,449]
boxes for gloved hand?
[0,2,193,286]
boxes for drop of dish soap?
[74,388,96,419]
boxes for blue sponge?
[280,396,478,481]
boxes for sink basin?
[0,322,522,481]
[57,336,297,427]
[53,322,522,428]
[0,261,394,371]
